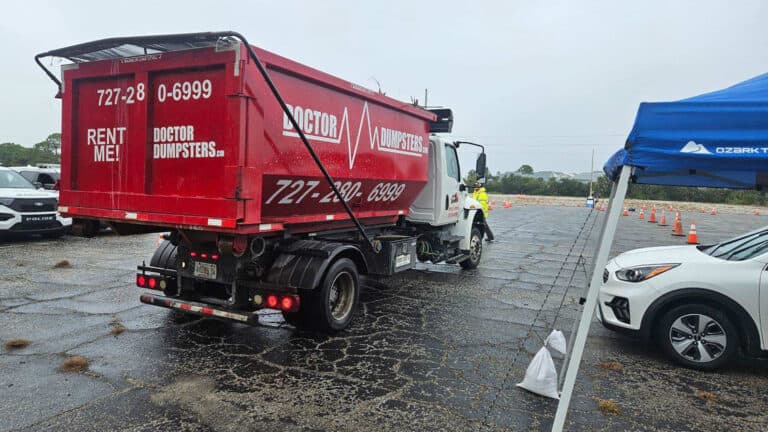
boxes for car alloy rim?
[470,235,481,262]
[669,313,727,363]
[328,271,354,321]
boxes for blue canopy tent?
[552,73,768,431]
[605,72,768,189]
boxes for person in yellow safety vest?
[473,183,494,241]
[473,183,489,216]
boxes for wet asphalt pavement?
[2,205,768,431]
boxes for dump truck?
[36,32,490,331]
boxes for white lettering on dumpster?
[282,101,427,169]
[87,127,126,162]
[152,125,225,160]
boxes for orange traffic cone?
[672,214,684,236]
[658,210,668,226]
[668,205,673,212]
[710,208,716,216]
[622,207,629,216]
[701,207,706,213]
[638,210,645,220]
[648,207,657,223]
[756,209,761,216]
[687,222,699,244]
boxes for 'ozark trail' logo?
[680,141,712,155]
[681,140,768,155]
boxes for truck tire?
[150,240,178,270]
[300,257,360,332]
[460,227,483,270]
[72,219,99,238]
[149,240,181,297]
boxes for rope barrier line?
[480,207,599,427]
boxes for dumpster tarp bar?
[39,33,238,63]
[604,72,768,189]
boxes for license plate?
[395,253,411,268]
[193,261,217,279]
[22,214,56,223]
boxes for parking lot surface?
[2,205,768,431]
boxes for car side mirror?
[475,153,486,179]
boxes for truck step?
[140,294,257,325]
[444,235,465,244]
[445,254,469,264]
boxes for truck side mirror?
[475,153,486,179]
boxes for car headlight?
[615,264,679,282]
[0,197,13,207]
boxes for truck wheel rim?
[669,313,727,363]
[469,235,481,262]
[329,271,355,321]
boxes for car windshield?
[700,227,768,261]
[0,170,36,189]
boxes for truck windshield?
[0,170,36,189]
[700,227,768,261]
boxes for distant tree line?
[0,133,61,166]
[466,165,767,205]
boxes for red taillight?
[280,296,294,311]
[137,275,146,287]
[148,277,157,289]
[190,251,197,257]
[201,253,208,259]
[211,254,219,260]
[266,295,279,308]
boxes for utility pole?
[424,88,428,108]
[589,147,595,197]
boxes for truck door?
[435,142,462,226]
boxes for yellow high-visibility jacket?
[473,187,489,215]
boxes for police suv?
[0,166,71,238]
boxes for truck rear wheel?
[291,257,360,332]
[460,227,483,270]
[150,240,178,270]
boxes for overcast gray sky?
[1,0,766,173]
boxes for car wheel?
[658,304,738,370]
[303,258,360,332]
[460,227,483,270]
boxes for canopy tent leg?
[557,169,621,390]
[551,165,631,432]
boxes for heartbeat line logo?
[282,101,426,169]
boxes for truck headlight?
[615,264,679,282]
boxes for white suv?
[599,227,768,370]
[0,167,71,238]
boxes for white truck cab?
[408,135,489,266]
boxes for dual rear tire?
[282,257,360,332]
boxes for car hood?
[612,245,707,268]
[0,188,57,199]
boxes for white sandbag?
[516,346,560,399]
[545,329,567,355]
